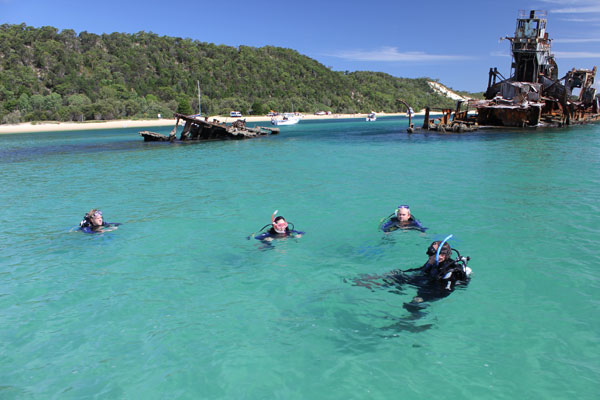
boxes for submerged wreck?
[139,113,279,142]
[472,10,599,128]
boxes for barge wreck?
[473,10,599,128]
[139,113,279,142]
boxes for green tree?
[0,23,477,124]
[251,101,267,115]
[176,98,193,115]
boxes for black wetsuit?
[254,228,304,241]
[79,220,121,234]
[385,258,469,302]
[418,258,470,300]
[381,216,426,233]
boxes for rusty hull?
[476,10,600,128]
[139,113,279,142]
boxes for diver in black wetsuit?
[78,209,121,233]
[353,239,471,308]
[380,205,426,233]
[348,239,471,332]
[392,240,472,311]
[253,210,304,242]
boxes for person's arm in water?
[288,229,304,238]
[97,222,120,232]
[403,264,427,273]
[381,217,399,233]
[410,218,427,232]
[254,232,274,242]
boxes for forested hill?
[0,23,475,124]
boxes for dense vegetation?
[0,23,477,124]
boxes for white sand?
[0,111,437,135]
[427,81,470,102]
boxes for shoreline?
[0,111,435,135]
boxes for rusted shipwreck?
[409,10,599,133]
[415,104,477,133]
[472,10,599,128]
[139,113,279,142]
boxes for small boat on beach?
[271,113,300,126]
[366,112,376,122]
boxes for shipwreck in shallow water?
[471,10,599,128]
[139,113,279,142]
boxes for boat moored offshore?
[271,113,300,126]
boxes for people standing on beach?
[380,205,426,233]
[79,209,121,233]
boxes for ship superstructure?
[473,10,599,127]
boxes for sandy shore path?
[0,112,424,135]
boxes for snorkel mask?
[435,234,453,265]
[395,204,410,218]
[91,210,102,218]
[271,210,288,234]
[85,209,102,222]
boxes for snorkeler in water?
[252,210,304,242]
[78,209,121,233]
[389,237,471,303]
[380,205,426,233]
[352,235,471,312]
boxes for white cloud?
[558,17,600,22]
[331,47,470,62]
[540,0,600,13]
[545,0,590,3]
[541,0,598,5]
[550,6,600,13]
[553,38,600,43]
[553,51,600,58]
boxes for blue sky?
[2,0,599,92]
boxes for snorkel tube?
[434,233,472,279]
[247,210,280,240]
[436,234,453,264]
[247,210,279,240]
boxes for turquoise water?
[1,117,599,399]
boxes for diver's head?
[427,241,451,263]
[272,216,288,234]
[395,205,411,222]
[87,209,103,227]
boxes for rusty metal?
[415,106,477,133]
[476,10,600,128]
[395,98,416,132]
[139,113,279,142]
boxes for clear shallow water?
[1,117,599,399]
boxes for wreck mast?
[197,80,202,116]
[509,10,557,83]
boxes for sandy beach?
[0,111,431,135]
